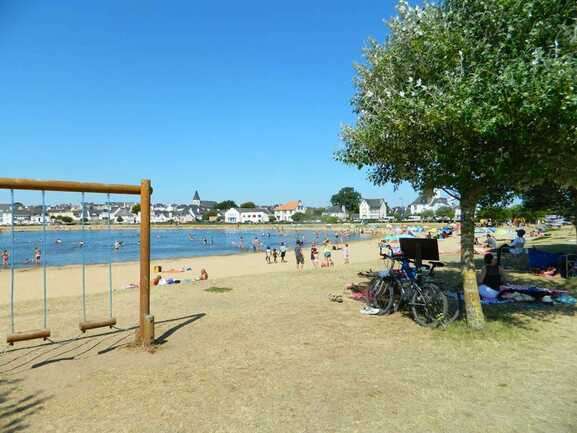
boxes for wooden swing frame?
[0,178,153,346]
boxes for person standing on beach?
[34,247,41,265]
[342,243,350,264]
[310,243,319,268]
[323,240,333,267]
[295,240,305,271]
[272,248,278,263]
[2,250,9,267]
[279,242,287,263]
[265,246,271,264]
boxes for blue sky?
[0,0,417,207]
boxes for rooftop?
[275,201,301,211]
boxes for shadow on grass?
[435,261,576,333]
[0,379,50,433]
[154,313,206,345]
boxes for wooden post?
[142,315,155,348]
[138,179,152,344]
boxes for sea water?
[0,228,366,268]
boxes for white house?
[359,199,388,221]
[409,190,461,220]
[225,208,270,224]
[274,200,304,222]
[323,205,348,221]
[112,207,138,224]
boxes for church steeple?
[192,190,201,206]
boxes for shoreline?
[0,221,453,233]
[0,233,378,272]
[0,235,462,306]
[0,222,375,233]
[0,238,418,310]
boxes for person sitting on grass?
[483,233,497,251]
[510,229,526,255]
[478,253,505,299]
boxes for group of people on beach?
[292,239,351,271]
[1,248,41,266]
[265,242,287,264]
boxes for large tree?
[338,0,577,328]
[331,187,362,213]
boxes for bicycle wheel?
[410,283,448,327]
[369,277,395,314]
[443,289,462,324]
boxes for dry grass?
[0,231,577,433]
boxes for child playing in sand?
[199,269,208,280]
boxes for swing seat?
[79,318,117,332]
[6,328,51,345]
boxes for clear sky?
[0,0,417,207]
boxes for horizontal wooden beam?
[0,178,142,195]
[6,328,51,344]
[79,318,117,332]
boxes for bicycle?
[366,245,458,327]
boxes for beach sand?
[1,231,576,433]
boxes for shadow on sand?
[0,379,51,433]
[0,313,206,374]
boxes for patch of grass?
[204,286,233,293]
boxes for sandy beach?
[0,235,460,306]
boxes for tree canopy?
[330,187,362,213]
[215,200,238,210]
[239,202,256,209]
[522,183,577,225]
[291,212,306,222]
[337,0,577,328]
[435,206,455,220]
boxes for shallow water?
[0,228,366,268]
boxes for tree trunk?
[460,195,485,329]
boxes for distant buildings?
[359,198,388,221]
[409,190,461,219]
[323,205,348,221]
[224,208,271,224]
[274,200,304,222]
